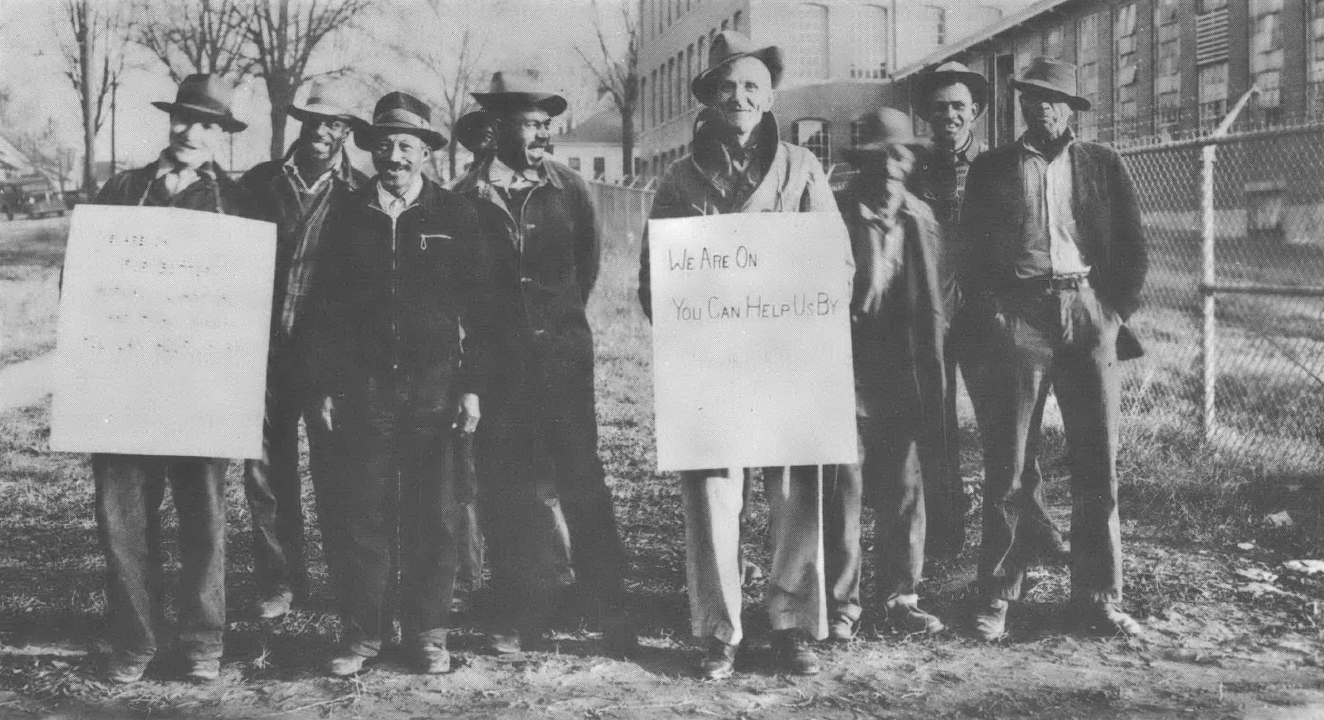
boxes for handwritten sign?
[648,212,857,471]
[50,205,276,459]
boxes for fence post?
[1200,142,1216,440]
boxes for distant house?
[555,107,625,183]
[0,135,34,182]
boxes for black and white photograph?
[2,0,1324,717]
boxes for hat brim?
[288,104,369,133]
[354,123,448,151]
[471,92,567,117]
[152,101,247,132]
[691,46,785,105]
[1011,79,1091,112]
[911,71,989,118]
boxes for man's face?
[711,56,775,137]
[873,143,915,204]
[1019,89,1073,138]
[497,109,553,169]
[926,82,979,145]
[371,132,430,193]
[167,112,225,168]
[296,116,353,163]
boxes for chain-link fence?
[592,128,1324,475]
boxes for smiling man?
[91,74,255,685]
[308,91,498,676]
[238,82,369,623]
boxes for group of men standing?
[84,28,1146,686]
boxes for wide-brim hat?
[691,30,784,105]
[911,61,988,118]
[152,73,247,133]
[355,91,447,151]
[1012,56,1091,111]
[842,107,930,163]
[287,81,368,132]
[471,70,567,117]
[454,109,496,153]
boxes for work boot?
[416,644,452,674]
[972,598,1009,642]
[697,637,737,680]
[827,613,856,643]
[104,652,149,684]
[771,629,821,676]
[885,599,945,635]
[1072,602,1143,637]
[324,651,369,677]
[255,587,294,620]
[184,659,220,683]
[486,628,522,655]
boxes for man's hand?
[320,396,336,433]
[453,393,480,435]
[852,234,889,320]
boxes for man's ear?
[765,87,776,112]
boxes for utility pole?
[110,78,118,177]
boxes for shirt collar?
[487,155,543,187]
[282,144,348,191]
[155,149,217,179]
[375,174,424,209]
[1019,127,1075,159]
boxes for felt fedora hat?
[843,106,929,163]
[911,60,988,118]
[288,81,368,132]
[355,91,447,151]
[1012,56,1091,111]
[691,30,784,105]
[152,74,247,133]
[454,109,497,153]
[471,70,568,117]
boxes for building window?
[568,157,581,171]
[720,18,728,31]
[1044,26,1064,60]
[1199,62,1228,129]
[1077,12,1101,140]
[792,118,831,169]
[1310,0,1324,119]
[593,157,606,178]
[1115,3,1140,139]
[1155,0,1181,133]
[686,44,695,109]
[676,51,685,115]
[788,4,830,81]
[1015,35,1043,136]
[849,117,868,146]
[922,6,946,46]
[641,76,649,129]
[697,36,705,75]
[850,5,889,79]
[1249,0,1283,125]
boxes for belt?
[1013,273,1090,294]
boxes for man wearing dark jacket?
[826,108,947,642]
[960,58,1147,641]
[451,70,633,656]
[93,74,255,685]
[238,82,368,621]
[310,92,497,676]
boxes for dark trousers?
[825,328,929,621]
[243,350,327,597]
[94,454,228,662]
[332,373,461,656]
[979,286,1123,603]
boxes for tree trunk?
[79,3,98,195]
[620,109,634,178]
[267,76,292,160]
[448,141,458,179]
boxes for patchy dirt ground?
[2,216,1324,719]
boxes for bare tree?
[58,0,131,194]
[134,0,253,82]
[245,0,374,160]
[575,0,639,178]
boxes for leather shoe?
[771,629,821,676]
[697,638,737,680]
[185,659,220,683]
[324,652,368,677]
[827,614,856,643]
[486,628,522,654]
[885,602,945,635]
[417,645,452,674]
[256,588,294,620]
[104,652,149,684]
[1073,602,1143,637]
[973,599,1009,642]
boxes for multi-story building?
[636,0,1020,178]
[893,0,1320,148]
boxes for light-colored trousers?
[682,465,827,646]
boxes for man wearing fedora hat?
[91,73,256,684]
[450,109,498,175]
[909,62,1067,564]
[451,69,635,656]
[308,91,499,676]
[823,107,948,642]
[960,57,1148,641]
[237,81,369,622]
[637,31,843,679]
